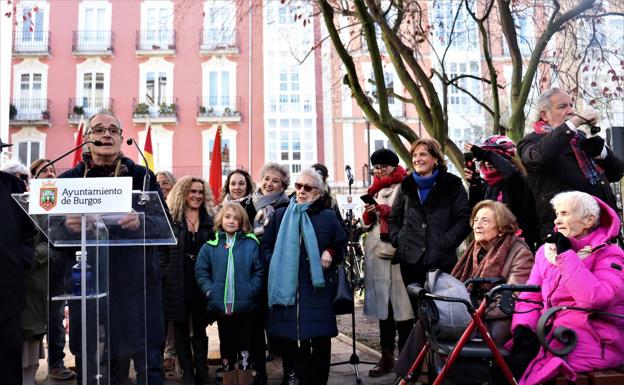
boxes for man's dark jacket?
[388,169,471,273]
[59,157,166,357]
[0,171,35,321]
[518,123,624,238]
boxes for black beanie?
[370,148,399,166]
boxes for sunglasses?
[294,183,318,192]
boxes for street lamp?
[366,120,371,186]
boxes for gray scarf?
[251,188,288,236]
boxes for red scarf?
[363,166,407,236]
[479,163,504,187]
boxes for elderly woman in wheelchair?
[394,200,534,381]
[509,191,624,385]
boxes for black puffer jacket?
[162,208,214,322]
[519,123,624,239]
[388,170,471,273]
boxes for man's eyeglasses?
[89,126,122,136]
[294,183,318,192]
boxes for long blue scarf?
[268,197,324,307]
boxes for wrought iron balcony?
[13,30,51,56]
[72,30,114,55]
[200,28,239,55]
[67,98,114,123]
[9,99,51,126]
[196,96,241,123]
[136,30,176,55]
[132,97,178,124]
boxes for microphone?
[345,165,354,185]
[126,138,151,193]
[34,140,102,179]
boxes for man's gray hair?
[1,159,29,178]
[298,168,324,189]
[260,162,290,189]
[550,191,600,222]
[534,87,567,122]
[85,110,122,134]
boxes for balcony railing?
[200,28,239,55]
[9,98,50,124]
[67,98,114,122]
[136,30,176,54]
[133,97,178,123]
[72,30,114,55]
[197,96,241,122]
[13,30,51,56]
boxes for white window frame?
[138,125,173,172]
[140,0,174,48]
[76,58,111,116]
[203,0,236,49]
[138,57,174,113]
[12,59,48,119]
[361,62,404,117]
[14,1,49,52]
[11,127,46,166]
[201,57,237,115]
[77,1,112,51]
[202,124,237,182]
[430,0,478,51]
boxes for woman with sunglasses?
[161,176,217,385]
[262,168,347,385]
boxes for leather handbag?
[332,263,354,315]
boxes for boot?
[236,369,253,385]
[192,336,212,385]
[222,369,237,385]
[176,339,196,385]
[280,368,297,385]
[368,348,394,377]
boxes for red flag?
[71,117,84,167]
[209,126,222,203]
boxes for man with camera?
[518,87,624,239]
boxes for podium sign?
[29,177,133,215]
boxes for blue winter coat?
[58,156,167,357]
[195,231,264,314]
[261,199,347,342]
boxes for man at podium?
[59,111,166,385]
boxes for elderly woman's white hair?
[1,159,29,178]
[550,191,600,222]
[298,168,324,190]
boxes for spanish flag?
[71,115,85,167]
[143,122,154,171]
[209,126,222,203]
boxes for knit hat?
[482,135,516,158]
[370,148,399,166]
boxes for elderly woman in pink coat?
[509,191,624,385]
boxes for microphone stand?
[330,171,376,384]
[34,140,102,179]
[126,138,151,204]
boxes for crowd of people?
[0,87,623,385]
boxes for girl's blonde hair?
[213,202,252,234]
[166,176,217,222]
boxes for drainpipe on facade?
[0,1,13,165]
[247,0,252,172]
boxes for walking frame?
[396,279,542,385]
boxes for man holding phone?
[360,148,414,377]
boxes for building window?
[202,125,237,182]
[501,12,533,56]
[17,140,41,166]
[11,127,46,166]
[139,58,174,114]
[15,1,49,52]
[138,125,173,172]
[12,60,49,120]
[201,58,237,115]
[266,118,315,175]
[447,61,481,115]
[76,59,111,116]
[431,0,477,50]
[203,1,236,49]
[77,1,112,51]
[362,63,404,116]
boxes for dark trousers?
[249,307,267,373]
[49,252,69,368]
[0,315,22,385]
[173,306,209,371]
[379,303,414,353]
[217,313,252,369]
[284,337,331,385]
[400,262,428,312]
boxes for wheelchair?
[396,277,542,385]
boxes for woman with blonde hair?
[162,176,217,385]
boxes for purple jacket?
[509,197,624,385]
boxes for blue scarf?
[268,197,324,307]
[412,169,439,203]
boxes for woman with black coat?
[464,135,538,250]
[162,176,217,385]
[388,138,471,298]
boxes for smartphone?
[360,194,378,205]
[464,152,476,172]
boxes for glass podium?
[13,191,176,385]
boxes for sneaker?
[49,366,77,380]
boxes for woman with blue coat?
[261,168,347,385]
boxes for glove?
[580,135,605,158]
[544,231,571,254]
[470,145,487,161]
[509,326,540,378]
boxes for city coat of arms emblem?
[40,183,58,211]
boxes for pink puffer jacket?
[509,197,624,385]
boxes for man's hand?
[570,107,599,127]
[65,215,83,233]
[580,136,605,158]
[118,213,141,231]
[321,250,332,270]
